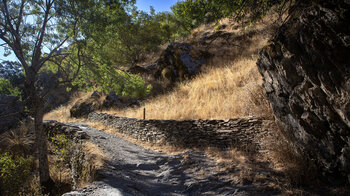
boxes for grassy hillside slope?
[104,16,276,120]
[45,14,278,121]
[107,58,272,120]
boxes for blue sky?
[1,0,178,62]
[136,0,178,13]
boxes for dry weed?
[44,91,91,122]
[107,57,273,120]
[84,141,105,170]
[264,121,319,187]
[0,122,34,156]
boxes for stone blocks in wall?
[87,112,266,151]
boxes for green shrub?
[50,134,74,189]
[73,62,152,99]
[0,153,32,196]
[51,134,72,164]
[0,78,21,96]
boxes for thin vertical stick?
[143,107,146,120]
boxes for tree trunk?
[34,96,54,191]
[25,71,54,193]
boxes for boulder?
[70,91,140,118]
[102,91,140,109]
[155,42,207,82]
[70,92,102,118]
[102,91,123,109]
[257,0,350,183]
[128,43,208,84]
[0,94,24,134]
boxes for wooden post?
[143,107,146,120]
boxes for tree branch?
[40,51,83,99]
[0,1,30,70]
[38,36,69,69]
[16,0,26,34]
[1,0,19,40]
[32,0,54,70]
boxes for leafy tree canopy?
[171,0,289,33]
[0,78,21,96]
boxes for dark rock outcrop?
[128,43,207,83]
[70,92,102,118]
[155,42,207,82]
[257,0,350,183]
[102,92,140,109]
[0,94,24,133]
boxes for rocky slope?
[257,0,350,183]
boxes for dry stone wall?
[87,112,267,151]
[43,120,90,140]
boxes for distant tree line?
[171,0,293,33]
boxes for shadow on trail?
[74,123,290,195]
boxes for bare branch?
[16,0,26,34]
[1,0,19,40]
[0,1,30,70]
[38,36,69,68]
[32,0,55,70]
[40,51,83,98]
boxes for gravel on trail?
[62,123,280,196]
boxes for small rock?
[62,191,86,196]
[77,131,90,139]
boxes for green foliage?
[71,144,91,188]
[0,153,32,196]
[0,78,21,96]
[171,0,286,32]
[51,134,72,164]
[80,5,178,66]
[72,60,152,98]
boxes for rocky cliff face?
[0,95,24,133]
[257,0,350,183]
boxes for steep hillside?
[104,15,278,120]
[43,6,350,194]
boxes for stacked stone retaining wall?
[88,112,267,151]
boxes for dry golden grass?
[104,12,275,120]
[48,140,106,191]
[0,121,35,156]
[205,147,247,166]
[44,91,92,122]
[266,124,319,186]
[49,162,72,187]
[45,14,275,122]
[106,57,273,120]
[84,141,105,170]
